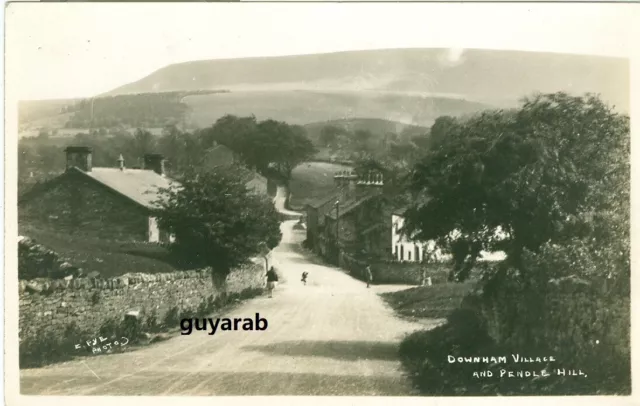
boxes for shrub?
[119,316,143,343]
[99,317,121,339]
[145,309,159,332]
[399,308,497,395]
[163,306,180,327]
[20,322,91,368]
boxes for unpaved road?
[273,186,300,217]
[20,195,434,395]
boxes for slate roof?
[361,222,386,236]
[305,191,341,209]
[78,167,180,210]
[325,193,377,220]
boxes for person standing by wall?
[266,266,279,298]
[365,265,373,288]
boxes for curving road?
[20,188,434,396]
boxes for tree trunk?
[210,268,228,292]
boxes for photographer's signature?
[75,336,129,354]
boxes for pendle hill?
[19,48,629,134]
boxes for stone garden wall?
[19,254,268,344]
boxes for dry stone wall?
[19,259,268,344]
[18,236,85,280]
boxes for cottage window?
[408,251,412,261]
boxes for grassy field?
[20,226,180,278]
[380,281,477,319]
[288,161,352,209]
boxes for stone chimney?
[334,170,358,201]
[117,154,125,171]
[144,153,165,176]
[346,171,358,199]
[64,146,92,172]
[356,170,384,199]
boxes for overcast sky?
[6,3,638,100]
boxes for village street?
[20,189,434,396]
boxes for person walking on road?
[365,265,373,288]
[301,271,309,285]
[266,266,279,298]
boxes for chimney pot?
[64,146,92,172]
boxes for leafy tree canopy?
[202,115,316,181]
[403,92,629,281]
[155,165,282,280]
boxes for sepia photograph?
[3,2,637,404]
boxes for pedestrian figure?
[365,265,373,288]
[266,266,279,298]
[301,271,309,285]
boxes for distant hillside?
[183,90,491,128]
[108,48,629,112]
[20,48,628,133]
[19,99,79,130]
[18,91,227,133]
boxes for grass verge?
[380,281,476,319]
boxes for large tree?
[402,92,629,282]
[427,115,459,148]
[203,116,315,181]
[155,165,282,286]
[200,115,260,162]
[257,119,316,182]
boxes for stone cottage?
[199,142,270,196]
[18,146,179,243]
[305,169,392,264]
[391,209,508,263]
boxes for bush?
[145,309,159,332]
[99,317,121,339]
[20,322,91,368]
[120,316,143,343]
[400,263,630,395]
[399,308,498,395]
[163,306,180,327]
